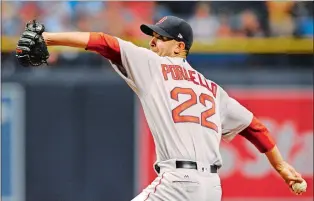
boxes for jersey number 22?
[171,87,218,132]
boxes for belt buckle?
[176,161,197,170]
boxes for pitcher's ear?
[178,41,185,50]
[174,41,185,54]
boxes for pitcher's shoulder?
[116,37,158,57]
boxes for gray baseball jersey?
[110,38,253,167]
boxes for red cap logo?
[156,16,167,25]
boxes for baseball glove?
[16,20,50,67]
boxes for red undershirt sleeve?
[239,116,276,153]
[85,32,122,66]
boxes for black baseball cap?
[140,16,193,50]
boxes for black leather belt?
[155,161,219,174]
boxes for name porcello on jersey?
[161,64,217,97]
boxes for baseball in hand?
[292,180,307,193]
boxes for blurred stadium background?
[1,1,313,201]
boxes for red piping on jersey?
[86,32,122,65]
[144,172,165,201]
[239,116,276,153]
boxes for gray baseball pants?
[132,159,222,201]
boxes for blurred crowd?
[3,1,314,39]
[2,1,313,70]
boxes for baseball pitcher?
[16,16,306,201]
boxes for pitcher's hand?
[276,161,304,195]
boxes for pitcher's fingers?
[291,187,302,195]
[295,172,302,178]
[289,176,304,183]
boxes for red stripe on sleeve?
[239,116,276,153]
[86,32,122,65]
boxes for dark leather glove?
[16,20,50,67]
